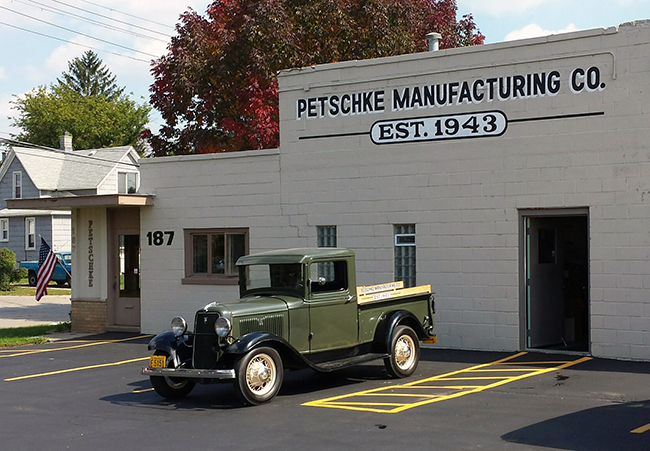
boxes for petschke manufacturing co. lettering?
[295,66,606,120]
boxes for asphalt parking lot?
[1,333,649,451]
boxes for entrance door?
[114,234,140,326]
[524,214,589,351]
[108,208,141,329]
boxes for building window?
[25,217,35,250]
[394,224,416,288]
[0,219,8,242]
[118,172,138,194]
[13,172,22,199]
[317,226,337,248]
[183,228,248,284]
[317,226,337,280]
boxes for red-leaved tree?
[148,0,484,155]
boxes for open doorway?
[522,211,589,352]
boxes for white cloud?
[459,0,551,15]
[504,23,579,41]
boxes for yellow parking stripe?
[303,353,592,413]
[4,356,149,381]
[631,423,650,434]
[0,335,150,359]
[133,388,155,394]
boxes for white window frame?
[25,217,35,250]
[0,219,8,242]
[13,171,22,199]
[117,171,139,194]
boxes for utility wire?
[78,0,175,31]
[22,0,169,43]
[0,21,152,63]
[0,6,159,58]
[50,0,171,38]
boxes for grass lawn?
[0,278,71,296]
[0,322,72,347]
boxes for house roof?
[0,145,139,192]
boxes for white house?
[0,136,141,282]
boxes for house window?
[118,172,138,194]
[183,228,248,284]
[25,217,35,250]
[317,226,337,248]
[394,224,416,288]
[13,172,22,199]
[0,219,8,242]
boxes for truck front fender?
[225,332,306,370]
[374,310,429,353]
[147,331,194,364]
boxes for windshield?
[239,263,304,297]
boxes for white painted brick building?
[139,21,650,361]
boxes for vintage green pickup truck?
[142,248,436,405]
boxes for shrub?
[0,248,28,291]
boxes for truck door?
[308,259,358,352]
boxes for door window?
[119,234,140,297]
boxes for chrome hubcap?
[246,354,275,395]
[395,336,415,369]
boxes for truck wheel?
[384,325,420,378]
[234,347,283,406]
[28,271,37,287]
[149,350,196,400]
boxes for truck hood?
[203,294,302,317]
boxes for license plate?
[422,335,437,344]
[149,355,166,369]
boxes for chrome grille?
[238,314,284,336]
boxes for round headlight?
[215,316,231,338]
[171,316,187,337]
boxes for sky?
[0,0,649,144]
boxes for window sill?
[182,276,239,286]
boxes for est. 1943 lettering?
[370,111,507,145]
[146,231,174,246]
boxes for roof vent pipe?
[426,32,442,52]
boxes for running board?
[311,353,388,372]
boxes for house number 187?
[146,231,174,246]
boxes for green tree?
[57,50,125,100]
[11,53,150,153]
[148,0,484,155]
[0,248,27,291]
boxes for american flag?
[36,238,57,301]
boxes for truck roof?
[236,247,355,266]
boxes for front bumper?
[142,367,236,380]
